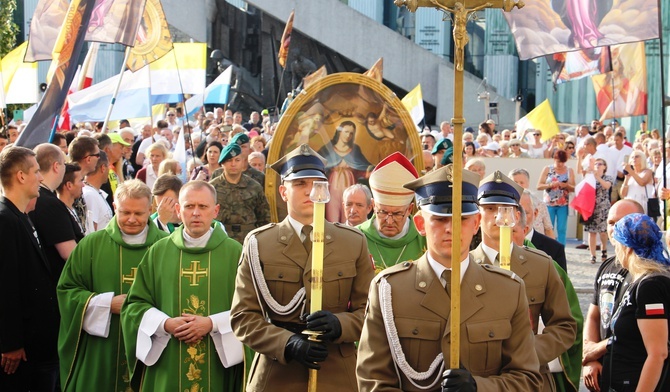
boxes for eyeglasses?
[167,113,175,117]
[565,145,574,150]
[375,209,407,222]
[533,133,541,136]
[594,163,605,166]
[85,152,101,159]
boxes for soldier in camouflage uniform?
[211,133,265,187]
[209,143,270,243]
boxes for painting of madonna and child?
[268,76,423,223]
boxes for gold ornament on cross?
[122,268,138,285]
[181,261,208,286]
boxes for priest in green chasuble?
[357,152,426,273]
[121,180,244,392]
[57,180,168,391]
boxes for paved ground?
[564,237,614,392]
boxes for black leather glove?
[442,368,477,392]
[306,310,342,342]
[284,334,328,370]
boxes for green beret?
[230,132,250,146]
[218,143,242,164]
[441,146,454,166]
[431,138,452,155]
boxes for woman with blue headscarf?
[602,213,670,392]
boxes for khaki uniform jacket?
[230,218,375,392]
[471,244,577,391]
[356,255,542,391]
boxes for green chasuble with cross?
[57,217,167,392]
[122,224,243,392]
[357,216,426,273]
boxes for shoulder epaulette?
[377,260,414,278]
[521,245,552,261]
[333,222,365,237]
[246,222,276,238]
[209,175,224,185]
[480,263,523,283]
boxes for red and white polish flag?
[645,303,665,316]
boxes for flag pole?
[170,47,197,161]
[275,10,295,115]
[275,67,288,115]
[48,115,60,142]
[658,0,667,228]
[101,46,131,133]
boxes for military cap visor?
[404,165,480,217]
[477,171,523,206]
[270,144,327,181]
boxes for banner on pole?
[504,0,660,60]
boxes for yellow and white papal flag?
[401,84,424,125]
[516,99,560,142]
[1,42,39,107]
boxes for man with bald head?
[122,181,244,391]
[29,144,80,279]
[582,199,644,392]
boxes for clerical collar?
[183,226,214,248]
[482,242,512,266]
[121,225,149,245]
[426,252,469,288]
[374,216,410,240]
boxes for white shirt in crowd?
[82,184,113,235]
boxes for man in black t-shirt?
[593,258,629,339]
[28,144,78,280]
[582,199,642,392]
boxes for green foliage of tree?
[0,0,19,58]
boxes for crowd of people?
[0,107,669,392]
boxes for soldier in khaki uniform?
[209,143,270,243]
[357,165,542,391]
[230,144,375,391]
[471,171,577,392]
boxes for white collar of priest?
[121,224,149,245]
[183,226,214,248]
[427,252,468,288]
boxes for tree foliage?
[0,0,19,58]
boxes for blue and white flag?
[68,66,151,122]
[185,65,233,117]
